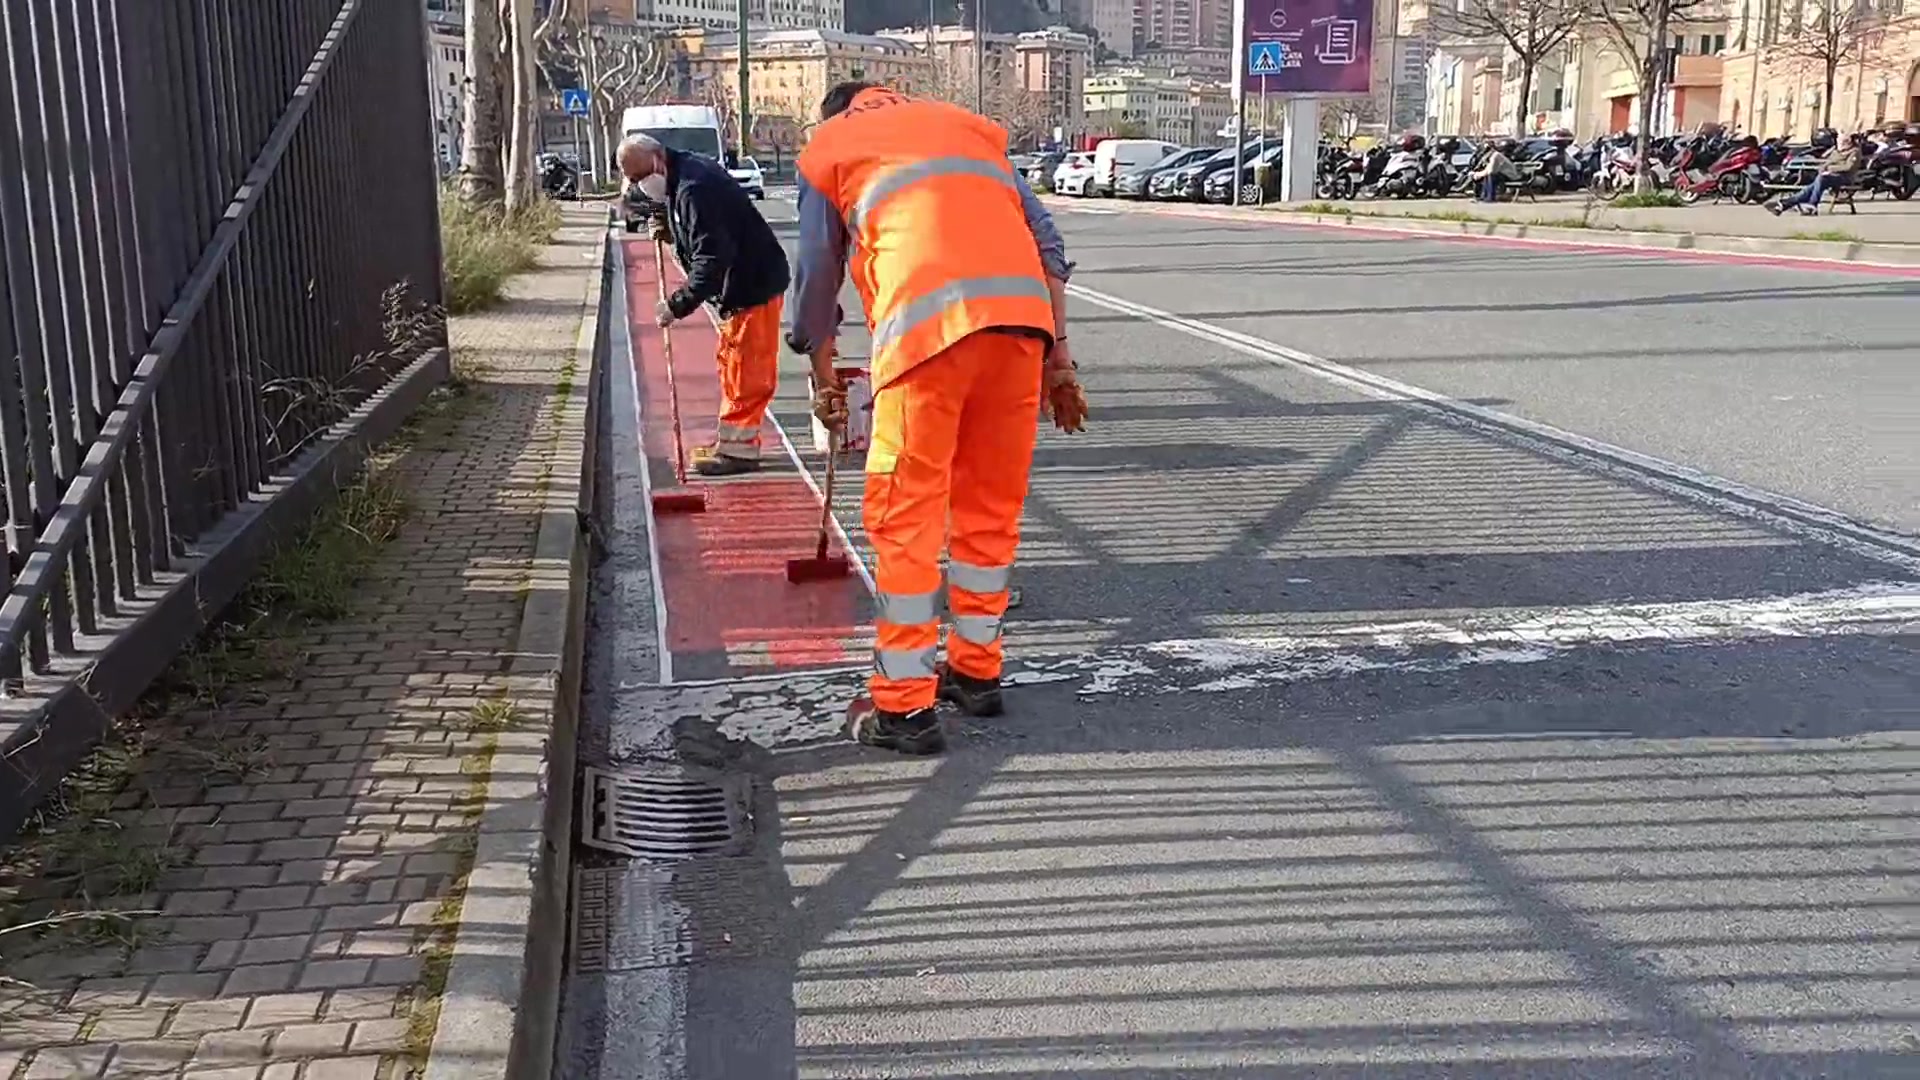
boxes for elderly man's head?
[618,134,668,197]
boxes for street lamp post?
[736,0,750,161]
[974,0,984,114]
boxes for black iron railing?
[0,0,446,836]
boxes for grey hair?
[617,133,663,162]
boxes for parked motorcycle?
[1858,139,1919,201]
[539,154,578,200]
[1369,134,1432,198]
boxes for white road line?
[1065,281,1920,575]
[610,580,1920,747]
[612,237,677,685]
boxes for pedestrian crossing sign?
[561,88,590,116]
[1248,41,1285,76]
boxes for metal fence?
[0,0,446,837]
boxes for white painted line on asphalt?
[612,237,677,685]
[624,579,1920,747]
[1110,580,1920,695]
[1065,281,1920,575]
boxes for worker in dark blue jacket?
[619,135,791,475]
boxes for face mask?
[637,174,668,201]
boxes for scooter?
[1371,136,1430,198]
[1860,141,1919,200]
[539,154,578,200]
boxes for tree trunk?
[1515,60,1536,136]
[504,0,540,216]
[1822,57,1838,127]
[1633,5,1671,194]
[458,0,506,206]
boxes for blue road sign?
[1247,41,1285,76]
[561,88,590,116]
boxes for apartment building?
[1085,69,1232,144]
[1017,27,1095,141]
[1722,0,1920,137]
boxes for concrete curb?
[1054,196,1920,269]
[424,210,609,1080]
[1259,207,1920,267]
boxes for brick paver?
[0,207,604,1079]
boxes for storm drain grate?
[580,765,752,860]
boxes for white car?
[728,155,765,200]
[1052,152,1095,195]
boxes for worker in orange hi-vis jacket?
[786,81,1087,757]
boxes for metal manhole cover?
[580,765,752,860]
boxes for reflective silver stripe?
[870,275,1052,356]
[874,645,938,681]
[948,559,1011,594]
[878,590,939,626]
[849,155,1018,233]
[713,441,760,459]
[951,613,1002,646]
[716,422,760,443]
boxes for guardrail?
[0,0,446,838]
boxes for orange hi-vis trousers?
[865,329,1044,714]
[711,295,783,459]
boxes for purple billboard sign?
[1241,0,1375,96]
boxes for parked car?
[727,154,765,200]
[1091,138,1182,197]
[1114,146,1215,198]
[1025,150,1066,190]
[1150,145,1251,202]
[1053,152,1097,195]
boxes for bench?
[1760,173,1860,213]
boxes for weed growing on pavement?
[440,187,564,314]
[1611,190,1686,209]
[0,461,410,962]
[465,696,520,732]
[1788,228,1862,243]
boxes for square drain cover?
[580,765,752,860]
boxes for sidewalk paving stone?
[0,207,604,1079]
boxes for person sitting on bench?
[1768,136,1860,216]
[1472,140,1522,202]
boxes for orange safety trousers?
[864,330,1044,714]
[711,295,783,459]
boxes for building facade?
[1423,4,1735,137]
[425,0,467,172]
[1084,69,1232,144]
[1721,0,1920,138]
[1017,27,1095,141]
[1136,0,1233,51]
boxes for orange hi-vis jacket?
[796,88,1055,389]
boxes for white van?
[1091,139,1181,197]
[618,103,726,231]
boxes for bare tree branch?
[1432,0,1592,134]
[1764,0,1918,126]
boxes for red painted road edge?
[622,237,869,679]
[1063,198,1920,279]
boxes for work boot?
[690,446,760,476]
[846,698,945,756]
[938,666,1004,718]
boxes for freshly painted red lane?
[622,237,869,675]
[1086,200,1920,279]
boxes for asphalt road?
[561,197,1920,1079]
